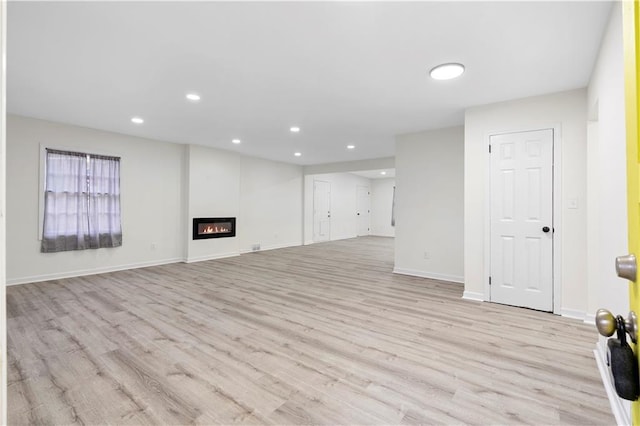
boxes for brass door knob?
[595,309,616,337]
[596,308,638,343]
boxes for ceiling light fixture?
[381,171,387,175]
[131,117,144,124]
[347,145,355,150]
[186,93,201,101]
[232,139,241,144]
[429,63,465,80]
[294,152,302,157]
[290,126,301,133]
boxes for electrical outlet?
[424,251,430,259]
[150,243,157,250]
[252,244,261,251]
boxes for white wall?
[394,126,464,283]
[371,178,395,237]
[303,172,371,244]
[7,115,304,282]
[7,115,185,284]
[239,155,303,253]
[304,157,394,175]
[464,89,588,315]
[586,5,631,422]
[186,145,241,262]
[586,1,628,320]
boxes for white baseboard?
[560,308,586,321]
[305,235,357,245]
[392,267,464,284]
[584,312,596,325]
[594,343,631,426]
[239,241,301,254]
[7,257,183,286]
[185,251,239,263]
[462,291,484,302]
[331,234,358,241]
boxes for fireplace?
[192,217,236,240]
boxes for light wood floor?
[8,237,612,425]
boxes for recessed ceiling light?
[186,93,201,101]
[290,126,301,133]
[347,145,355,150]
[429,63,465,80]
[294,152,302,157]
[381,171,387,175]
[131,117,144,124]
[232,139,241,144]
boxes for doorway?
[489,129,554,311]
[356,185,370,236]
[313,180,331,242]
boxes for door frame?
[622,0,639,422]
[312,179,331,243]
[484,124,563,315]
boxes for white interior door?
[313,180,331,242]
[490,129,553,311]
[356,185,370,236]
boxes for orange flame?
[201,225,230,234]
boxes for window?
[41,149,122,253]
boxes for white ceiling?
[7,1,612,166]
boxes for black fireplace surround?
[192,217,236,240]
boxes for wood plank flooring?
[7,237,613,425]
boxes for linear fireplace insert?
[192,217,236,240]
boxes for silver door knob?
[616,254,637,282]
[596,308,638,343]
[596,309,617,337]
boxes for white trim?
[369,233,395,238]
[462,291,484,302]
[8,243,304,285]
[485,125,562,314]
[584,313,596,325]
[552,125,563,315]
[484,130,492,301]
[560,308,586,321]
[238,241,301,254]
[594,344,632,426]
[185,251,239,264]
[7,257,183,286]
[331,234,358,241]
[305,236,359,245]
[393,267,463,283]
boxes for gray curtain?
[41,149,122,252]
[391,186,396,227]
